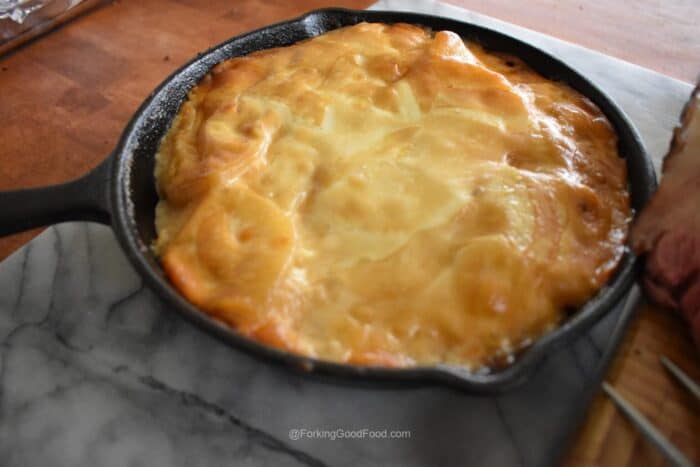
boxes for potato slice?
[161,185,294,328]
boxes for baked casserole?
[153,23,630,369]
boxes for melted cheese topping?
[154,23,630,369]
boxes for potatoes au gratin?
[153,23,630,369]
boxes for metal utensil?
[602,382,693,467]
[661,356,700,402]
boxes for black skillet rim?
[108,8,656,393]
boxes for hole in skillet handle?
[111,8,654,392]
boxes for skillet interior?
[109,8,655,392]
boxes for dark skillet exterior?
[103,8,656,392]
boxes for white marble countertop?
[0,1,692,466]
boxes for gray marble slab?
[0,1,694,466]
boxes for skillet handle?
[0,157,112,236]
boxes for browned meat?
[631,82,700,347]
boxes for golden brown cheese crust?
[154,23,630,369]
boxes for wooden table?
[0,1,698,465]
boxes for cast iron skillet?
[0,8,656,392]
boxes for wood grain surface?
[1,1,699,465]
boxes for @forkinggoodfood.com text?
[289,428,411,441]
